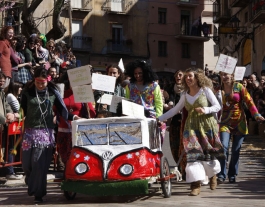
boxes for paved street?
[0,133,265,206]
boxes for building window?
[158,8,167,24]
[158,41,167,57]
[244,12,248,23]
[182,43,190,58]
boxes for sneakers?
[6,174,23,180]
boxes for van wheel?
[160,156,172,198]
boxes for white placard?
[234,67,246,81]
[97,93,113,105]
[122,100,145,117]
[56,83,65,98]
[215,54,237,74]
[72,85,94,103]
[67,65,92,87]
[109,95,124,113]
[92,73,116,93]
[118,58,125,72]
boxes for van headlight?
[119,164,133,176]
[75,162,89,175]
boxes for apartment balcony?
[250,1,265,23]
[101,0,132,14]
[213,0,231,23]
[71,36,92,52]
[71,0,92,12]
[176,0,200,7]
[230,0,250,8]
[175,22,210,42]
[106,39,132,54]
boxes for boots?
[190,181,201,196]
[209,175,217,190]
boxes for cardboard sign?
[118,58,125,72]
[122,100,145,117]
[234,67,246,81]
[92,73,116,93]
[109,95,124,113]
[67,65,92,87]
[215,54,237,74]
[97,93,113,105]
[72,85,94,103]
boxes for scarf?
[174,84,184,94]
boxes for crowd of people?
[0,25,265,202]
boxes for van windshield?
[76,122,142,146]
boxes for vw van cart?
[61,116,176,199]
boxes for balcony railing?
[250,0,265,23]
[175,22,210,41]
[230,0,249,8]
[106,39,132,54]
[71,36,92,51]
[71,0,93,11]
[101,0,125,13]
[176,0,200,7]
[213,0,231,23]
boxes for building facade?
[213,0,265,77]
[147,0,208,76]
[8,0,209,75]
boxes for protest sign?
[92,73,116,93]
[97,93,113,105]
[234,67,246,81]
[215,54,237,74]
[72,85,94,103]
[118,58,125,72]
[109,95,124,113]
[122,100,145,117]
[67,65,92,87]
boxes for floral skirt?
[22,128,55,151]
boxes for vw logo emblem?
[102,151,113,160]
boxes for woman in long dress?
[158,68,224,196]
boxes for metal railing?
[176,0,200,4]
[251,0,265,16]
[175,22,207,37]
[106,39,132,54]
[71,36,92,51]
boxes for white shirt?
[159,87,221,122]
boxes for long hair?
[24,66,59,91]
[106,64,124,85]
[125,60,156,85]
[15,35,26,52]
[182,67,213,91]
[0,26,14,40]
[5,82,23,97]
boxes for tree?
[21,0,67,40]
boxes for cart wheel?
[160,156,172,198]
[64,191,76,200]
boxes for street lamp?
[230,16,240,29]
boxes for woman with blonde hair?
[217,72,264,183]
[158,68,224,196]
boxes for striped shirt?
[6,93,20,113]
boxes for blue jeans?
[217,132,244,179]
